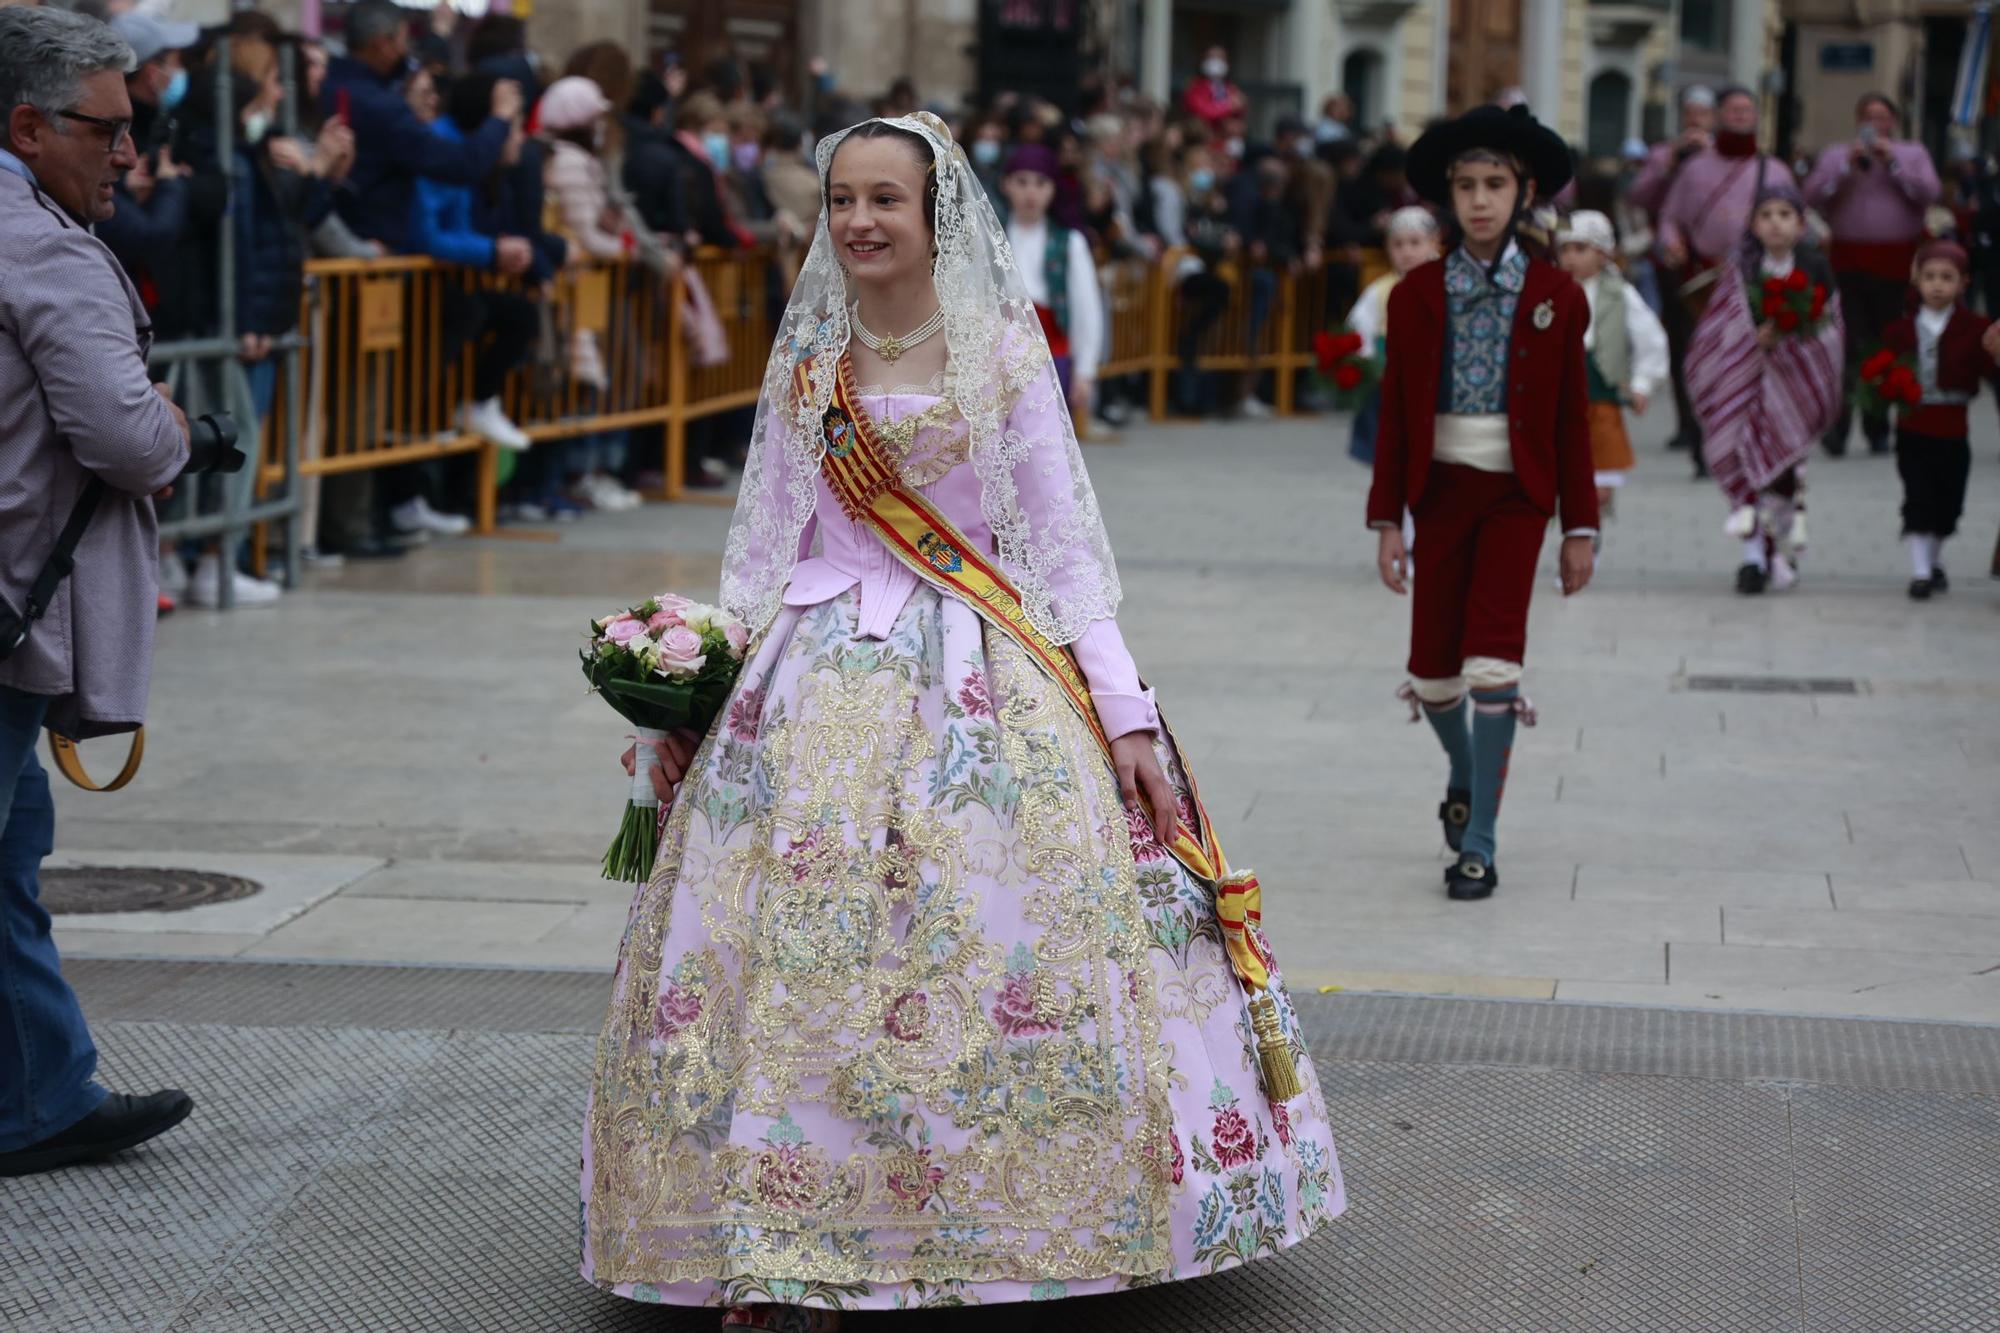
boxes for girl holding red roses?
[1877,241,2000,599]
[1685,184,1843,594]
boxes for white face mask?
[1202,58,1228,80]
[243,111,272,145]
[1224,137,1244,159]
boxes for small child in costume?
[1685,183,1843,596]
[1555,211,1668,536]
[1347,207,1442,466]
[1878,240,2000,600]
[999,143,1106,429]
[1368,105,1599,902]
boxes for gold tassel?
[1249,992,1303,1102]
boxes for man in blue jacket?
[320,1,518,255]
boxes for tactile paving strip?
[6,970,1997,1331]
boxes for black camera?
[181,412,247,477]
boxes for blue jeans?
[0,688,103,1151]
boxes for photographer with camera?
[0,7,242,1177]
[1805,93,1943,457]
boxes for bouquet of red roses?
[1853,347,1922,419]
[1752,267,1829,337]
[1312,327,1380,410]
[582,594,750,881]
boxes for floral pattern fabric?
[580,579,1344,1312]
[1443,244,1528,415]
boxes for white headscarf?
[720,112,1122,646]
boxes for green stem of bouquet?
[601,800,660,883]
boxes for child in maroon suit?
[1368,105,1599,901]
[1880,240,2000,600]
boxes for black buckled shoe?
[1908,577,1933,601]
[1438,788,1471,853]
[1929,564,1949,594]
[0,1089,193,1177]
[1735,563,1768,595]
[1445,854,1498,901]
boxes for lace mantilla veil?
[718,112,1122,646]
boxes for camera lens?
[181,413,247,477]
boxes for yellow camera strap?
[48,727,145,793]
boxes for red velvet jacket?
[1883,304,1994,393]
[1365,254,1600,535]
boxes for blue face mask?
[972,139,1001,168]
[1188,167,1215,194]
[161,67,189,111]
[703,131,731,171]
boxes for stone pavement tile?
[1553,977,2000,1025]
[51,927,262,960]
[1297,926,1664,985]
[1283,876,1716,945]
[1724,904,2000,954]
[1667,940,1999,991]
[1574,865,1833,909]
[1832,876,2000,916]
[525,902,628,969]
[40,850,382,936]
[339,858,629,907]
[244,895,580,965]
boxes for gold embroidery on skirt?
[586,602,1178,1287]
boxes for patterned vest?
[1439,245,1526,415]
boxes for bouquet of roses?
[1853,347,1922,418]
[1312,327,1380,410]
[1752,267,1829,337]
[581,594,749,881]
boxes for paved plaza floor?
[45,399,2000,1021]
[12,400,2000,1331]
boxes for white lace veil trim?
[718,112,1122,646]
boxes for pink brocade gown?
[579,392,1344,1312]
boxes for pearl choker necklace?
[851,301,945,363]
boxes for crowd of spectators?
[18,0,2000,610]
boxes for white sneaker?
[391,496,472,538]
[1235,396,1273,419]
[1724,505,1758,538]
[457,397,532,452]
[512,501,549,523]
[1769,553,1799,591]
[187,554,281,609]
[584,473,642,511]
[158,553,189,598]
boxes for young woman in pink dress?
[579,114,1344,1330]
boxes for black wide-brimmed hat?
[1407,104,1573,206]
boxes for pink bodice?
[780,392,1158,739]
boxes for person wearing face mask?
[95,13,200,314]
[162,37,355,607]
[664,90,754,250]
[1182,44,1245,132]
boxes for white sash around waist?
[1434,413,1514,474]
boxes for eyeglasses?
[56,109,133,152]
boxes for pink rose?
[603,616,647,646]
[646,609,684,633]
[656,625,706,676]
[652,593,693,616]
[723,620,749,657]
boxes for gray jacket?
[0,166,189,738]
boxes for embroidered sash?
[806,353,1275,996]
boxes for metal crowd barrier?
[232,243,1389,564]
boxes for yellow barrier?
[260,245,1386,536]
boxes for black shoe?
[1867,436,1892,456]
[1439,788,1471,853]
[1736,563,1768,595]
[1665,432,1690,451]
[1929,564,1949,594]
[1908,578,1933,601]
[0,1089,193,1177]
[1691,458,1708,480]
[1445,854,1498,901]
